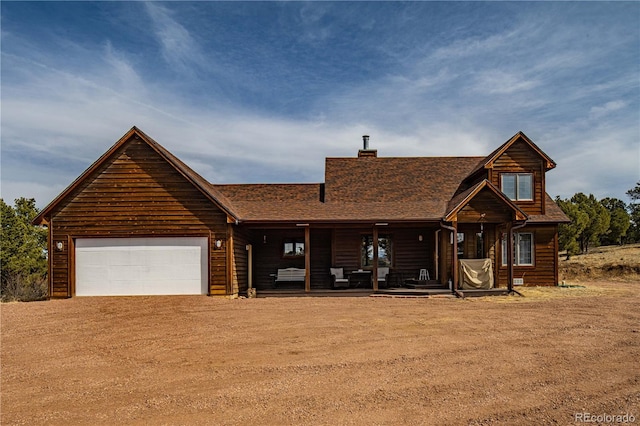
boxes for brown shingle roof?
[325,156,484,202]
[211,184,323,222]
[213,156,487,223]
[34,127,569,226]
[528,194,570,223]
[213,155,568,224]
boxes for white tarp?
[459,258,494,290]
[75,237,208,296]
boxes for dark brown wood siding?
[310,229,332,289]
[252,229,306,290]
[231,226,251,295]
[49,138,229,297]
[496,225,558,287]
[333,228,362,271]
[390,227,435,285]
[51,240,70,298]
[490,139,545,216]
[333,226,437,286]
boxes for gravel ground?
[2,281,639,425]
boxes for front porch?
[235,221,514,297]
[243,224,446,292]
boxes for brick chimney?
[358,135,377,157]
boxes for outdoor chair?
[419,269,430,281]
[330,268,350,289]
[377,267,390,288]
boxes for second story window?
[501,173,533,201]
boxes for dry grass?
[559,243,640,282]
[464,281,636,304]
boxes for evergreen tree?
[0,198,48,301]
[627,182,640,243]
[569,193,610,253]
[556,196,588,258]
[600,197,630,245]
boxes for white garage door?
[75,237,208,296]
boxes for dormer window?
[501,173,533,201]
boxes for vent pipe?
[358,134,377,158]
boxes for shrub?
[1,271,48,302]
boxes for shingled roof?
[34,127,569,225]
[213,150,567,224]
[214,156,487,222]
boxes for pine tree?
[1,198,48,301]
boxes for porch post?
[372,226,379,291]
[439,228,448,285]
[452,221,459,291]
[304,226,311,292]
[507,222,514,292]
[226,224,234,295]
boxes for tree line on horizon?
[556,181,640,257]
[1,181,639,301]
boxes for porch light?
[418,234,423,242]
[55,241,64,251]
[215,239,223,249]
[263,235,267,244]
[374,222,388,226]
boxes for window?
[283,240,304,257]
[457,233,465,259]
[361,235,393,267]
[502,233,534,266]
[501,173,533,201]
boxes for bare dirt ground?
[2,282,639,425]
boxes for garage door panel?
[75,237,208,296]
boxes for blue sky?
[2,1,639,208]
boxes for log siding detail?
[490,139,546,216]
[35,128,566,297]
[48,138,229,298]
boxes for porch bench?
[273,268,306,287]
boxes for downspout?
[508,221,527,296]
[440,222,461,297]
[246,244,256,298]
[434,229,440,281]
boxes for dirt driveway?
[2,282,639,425]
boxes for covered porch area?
[238,222,450,295]
[232,181,528,297]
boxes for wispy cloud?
[143,2,205,73]
[589,100,628,119]
[1,2,638,207]
[472,71,540,95]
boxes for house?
[33,127,569,298]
